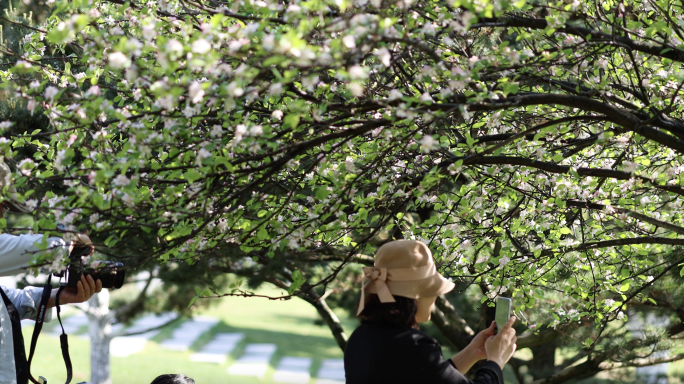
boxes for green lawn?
[24,285,358,384]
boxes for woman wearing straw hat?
[345,240,517,384]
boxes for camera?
[58,244,126,289]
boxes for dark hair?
[150,375,195,384]
[358,294,418,329]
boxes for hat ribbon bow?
[357,267,395,315]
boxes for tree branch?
[446,155,684,197]
[433,93,684,153]
[435,295,475,336]
[600,353,684,369]
[471,16,684,63]
[113,315,181,338]
[565,200,684,235]
[431,305,472,351]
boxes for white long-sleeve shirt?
[0,234,67,384]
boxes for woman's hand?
[451,321,496,374]
[467,321,496,361]
[485,316,518,369]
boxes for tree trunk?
[529,338,557,381]
[86,290,114,384]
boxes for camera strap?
[27,276,73,384]
[54,286,73,384]
[0,286,29,384]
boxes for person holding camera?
[345,240,517,384]
[0,159,102,384]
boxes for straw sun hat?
[357,239,455,315]
[0,159,32,213]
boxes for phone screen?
[495,297,512,334]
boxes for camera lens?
[92,262,126,289]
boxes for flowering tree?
[3,0,684,381]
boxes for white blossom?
[623,161,638,173]
[263,34,275,51]
[108,52,130,69]
[420,92,434,103]
[188,81,205,104]
[113,174,131,187]
[166,39,184,54]
[44,86,59,100]
[192,39,212,54]
[210,125,223,138]
[27,99,37,115]
[250,125,263,136]
[24,199,38,211]
[268,83,283,96]
[420,135,438,152]
[376,47,391,67]
[196,146,212,165]
[342,35,356,49]
[142,23,156,40]
[349,82,364,97]
[388,89,403,101]
[421,22,436,35]
[86,85,100,96]
[348,65,367,80]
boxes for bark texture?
[86,290,114,384]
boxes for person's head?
[356,240,454,327]
[150,374,195,384]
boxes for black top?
[345,323,503,384]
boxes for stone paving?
[313,359,345,384]
[189,332,244,364]
[110,313,176,357]
[227,343,277,378]
[272,356,313,384]
[159,316,219,351]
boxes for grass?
[24,285,357,384]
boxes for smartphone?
[495,297,512,334]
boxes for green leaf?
[284,114,300,129]
[502,83,519,96]
[257,227,268,240]
[559,227,572,235]
[288,270,305,294]
[184,170,202,183]
[187,295,198,308]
